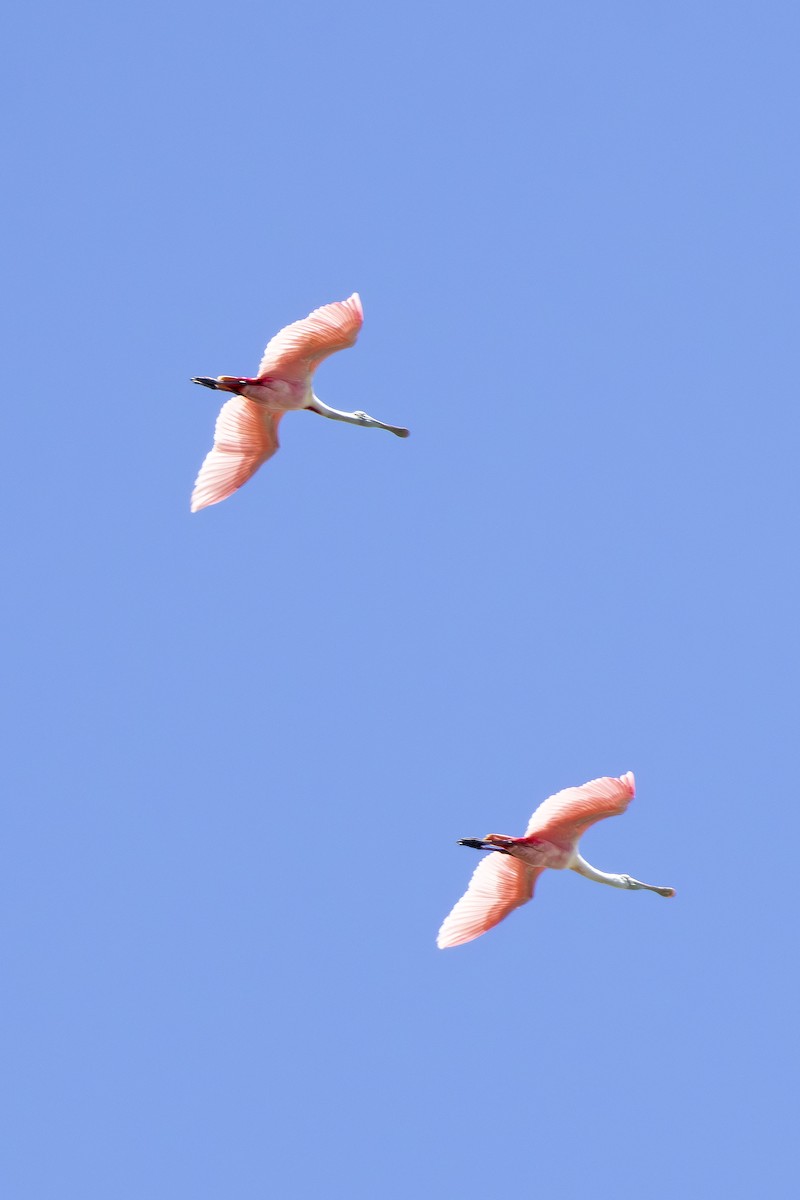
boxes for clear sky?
[3,1,799,1196]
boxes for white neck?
[570,853,674,897]
[310,393,409,438]
[310,393,367,425]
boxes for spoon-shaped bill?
[628,877,676,897]
[361,414,410,438]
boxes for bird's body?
[437,772,674,949]
[190,293,408,512]
[237,377,311,413]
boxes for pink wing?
[437,854,544,949]
[256,293,364,381]
[191,396,280,512]
[525,772,636,849]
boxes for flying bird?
[437,772,674,949]
[190,293,408,512]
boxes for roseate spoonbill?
[190,293,408,512]
[437,772,674,949]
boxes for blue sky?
[3,1,799,1196]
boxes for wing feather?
[437,854,543,949]
[191,396,280,512]
[524,772,635,848]
[257,293,363,380]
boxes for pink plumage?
[190,293,408,512]
[257,293,364,380]
[191,398,280,514]
[438,772,674,950]
[524,771,636,846]
[436,854,545,950]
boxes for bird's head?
[191,375,248,394]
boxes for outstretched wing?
[437,854,543,949]
[257,293,363,381]
[191,396,280,512]
[525,772,635,849]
